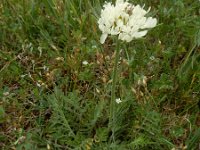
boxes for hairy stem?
[109,40,120,142]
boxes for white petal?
[115,98,122,104]
[119,33,132,42]
[132,30,148,38]
[100,33,108,44]
[142,17,157,29]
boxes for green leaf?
[0,105,5,123]
[95,127,109,142]
[186,128,200,150]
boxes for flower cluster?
[98,0,157,44]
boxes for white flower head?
[116,98,122,104]
[82,60,89,65]
[98,0,157,44]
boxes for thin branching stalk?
[109,40,120,142]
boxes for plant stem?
[110,40,120,142]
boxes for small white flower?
[98,0,157,44]
[36,82,41,87]
[20,74,28,78]
[3,92,10,96]
[116,98,122,104]
[43,65,49,71]
[150,56,155,60]
[82,60,89,65]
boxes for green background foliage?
[0,0,199,149]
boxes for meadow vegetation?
[0,0,200,149]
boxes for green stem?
[109,40,120,142]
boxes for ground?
[0,0,200,149]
